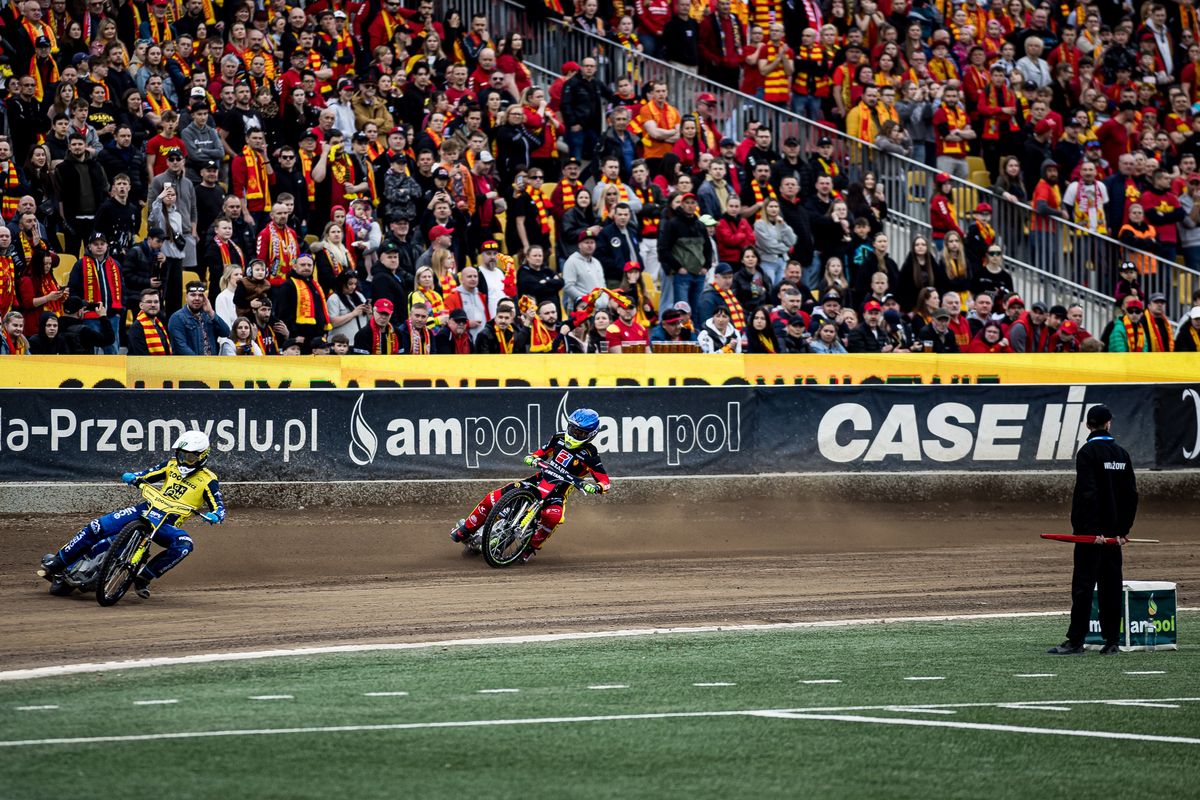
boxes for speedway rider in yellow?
[40,432,225,599]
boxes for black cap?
[202,159,219,170]
[88,231,107,243]
[448,308,469,322]
[1086,404,1113,427]
[378,241,400,255]
[719,137,736,147]
[35,35,51,48]
[817,136,833,146]
[783,136,801,146]
[563,156,581,166]
[433,166,450,179]
[1031,301,1048,312]
[352,131,369,144]
[310,337,330,350]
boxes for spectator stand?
[467,0,1198,327]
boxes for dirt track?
[3,497,1198,671]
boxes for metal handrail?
[439,0,1197,324]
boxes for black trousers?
[1066,542,1123,646]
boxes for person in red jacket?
[715,196,756,264]
[929,173,964,251]
[636,0,673,59]
[965,320,1013,352]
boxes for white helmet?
[172,430,211,474]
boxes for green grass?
[0,615,1197,799]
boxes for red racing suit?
[461,433,611,550]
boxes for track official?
[1048,405,1139,656]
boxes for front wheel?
[96,522,151,606]
[481,488,541,568]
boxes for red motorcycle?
[479,458,600,568]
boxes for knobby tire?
[481,488,540,569]
[96,522,150,607]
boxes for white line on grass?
[753,711,1200,745]
[14,705,58,711]
[477,689,519,694]
[801,680,842,685]
[133,699,179,706]
[1125,671,1167,675]
[1103,701,1180,709]
[884,707,957,715]
[363,692,409,697]
[997,704,1072,712]
[0,610,1112,683]
[786,697,1200,713]
[904,677,945,681]
[1015,674,1057,678]
[248,695,293,701]
[5,702,1200,750]
[587,685,629,690]
[694,682,736,687]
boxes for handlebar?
[532,457,600,492]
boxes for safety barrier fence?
[444,0,1197,327]
[1,384,1196,481]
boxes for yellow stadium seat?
[966,156,986,175]
[906,171,928,203]
[970,170,992,189]
[951,185,978,216]
[53,253,76,287]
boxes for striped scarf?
[527,187,551,235]
[716,287,745,332]
[1145,315,1174,352]
[135,311,172,354]
[1121,315,1146,352]
[749,180,776,220]
[299,149,316,203]
[82,256,123,308]
[557,179,582,212]
[528,317,554,353]
[406,321,431,354]
[369,317,398,354]
[242,146,271,209]
[1,162,20,220]
[760,42,790,103]
[289,275,331,328]
[0,256,14,315]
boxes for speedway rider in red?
[451,408,610,562]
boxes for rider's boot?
[450,519,468,543]
[38,553,66,581]
[520,528,552,564]
[133,571,152,599]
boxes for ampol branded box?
[1085,581,1178,651]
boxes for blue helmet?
[564,408,600,449]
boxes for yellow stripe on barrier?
[0,354,1198,389]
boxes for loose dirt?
[3,497,1197,670]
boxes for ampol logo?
[346,392,740,468]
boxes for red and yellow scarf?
[2,328,27,355]
[146,90,173,116]
[81,256,123,308]
[242,146,271,210]
[265,223,297,282]
[1146,315,1174,352]
[527,186,551,235]
[135,311,172,354]
[1,162,21,220]
[527,317,554,353]
[290,275,331,328]
[557,179,582,212]
[1120,315,1147,352]
[369,317,398,354]
[0,255,14,315]
[492,323,513,354]
[298,149,316,203]
[749,180,777,219]
[406,321,431,354]
[715,287,745,331]
[940,105,969,155]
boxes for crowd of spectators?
[1,0,1199,358]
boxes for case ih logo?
[347,393,741,468]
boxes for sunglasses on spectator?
[167,155,184,161]
[988,249,1002,255]
[280,154,296,160]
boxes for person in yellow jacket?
[39,431,225,599]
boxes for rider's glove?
[583,482,600,494]
[523,455,536,467]
[121,472,138,485]
[201,512,222,525]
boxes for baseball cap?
[478,150,494,163]
[934,172,952,184]
[679,192,697,202]
[1034,119,1057,135]
[352,131,369,144]
[1006,295,1025,308]
[202,159,219,170]
[932,307,951,320]
[1086,404,1113,426]
[429,224,454,238]
[388,126,408,137]
[190,86,207,98]
[35,36,51,48]
[696,92,718,104]
[333,9,347,17]
[974,202,993,214]
[72,52,90,65]
[1059,320,1079,336]
[783,136,801,147]
[1189,306,1200,320]
[698,214,717,227]
[481,240,500,252]
[338,77,355,90]
[623,261,642,272]
[714,263,733,275]
[1149,292,1167,302]
[719,138,737,147]
[563,156,581,166]
[448,308,469,322]
[166,147,183,159]
[863,300,882,312]
[817,136,833,146]
[1125,298,1144,310]
[673,301,692,315]
[378,241,400,255]
[562,61,580,72]
[433,166,450,180]
[87,231,107,243]
[1119,261,1137,272]
[578,230,597,243]
[309,337,330,350]
[1031,301,1048,312]
[374,298,395,313]
[661,308,685,322]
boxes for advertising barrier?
[1,354,1199,389]
[1,383,1196,482]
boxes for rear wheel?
[481,489,540,568]
[96,522,150,607]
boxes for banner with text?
[0,384,1192,483]
[1,354,1199,389]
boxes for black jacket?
[369,265,413,323]
[57,314,116,354]
[96,142,147,205]
[560,74,612,130]
[1071,431,1138,537]
[433,326,476,354]
[917,322,961,353]
[27,312,69,354]
[54,155,110,219]
[847,322,890,353]
[123,242,164,309]
[777,196,815,266]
